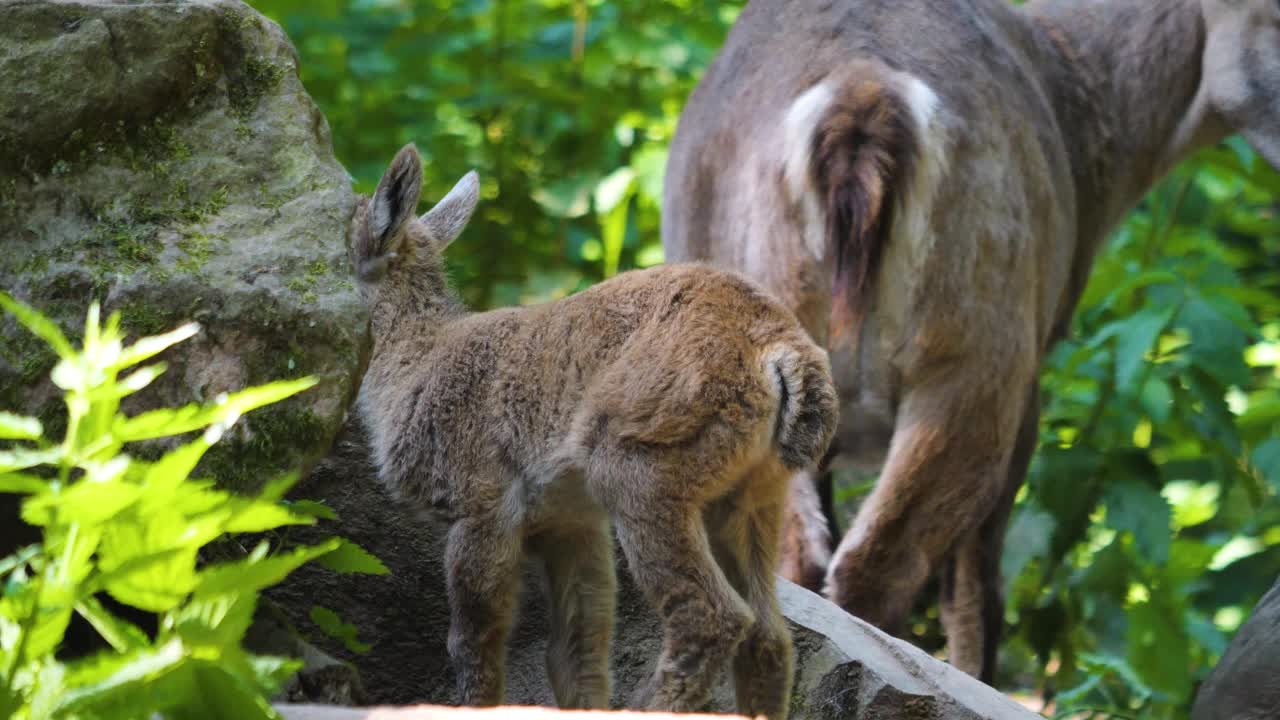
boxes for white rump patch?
[892,75,947,257]
[782,81,836,261]
[875,73,950,331]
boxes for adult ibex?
[351,144,837,719]
[662,0,1280,682]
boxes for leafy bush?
[1001,143,1280,718]
[0,293,385,720]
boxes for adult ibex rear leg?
[939,384,1041,681]
[826,364,1032,652]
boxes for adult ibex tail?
[803,68,919,342]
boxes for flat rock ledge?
[276,707,748,720]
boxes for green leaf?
[113,363,166,398]
[22,477,143,527]
[1000,506,1055,595]
[0,291,75,360]
[1103,479,1171,565]
[1076,652,1153,702]
[195,540,340,597]
[142,438,212,491]
[57,639,189,715]
[0,412,42,441]
[75,596,150,653]
[112,404,217,443]
[1179,297,1250,387]
[1112,305,1177,393]
[0,544,41,578]
[87,547,185,597]
[0,473,50,495]
[98,517,200,613]
[1029,445,1104,558]
[180,658,280,720]
[532,173,596,218]
[594,166,635,213]
[258,472,301,502]
[24,605,74,660]
[0,447,62,474]
[1162,538,1219,587]
[115,377,319,442]
[1250,437,1280,492]
[1140,375,1174,423]
[222,498,314,534]
[1053,673,1103,709]
[283,499,338,521]
[247,654,304,697]
[1128,595,1192,697]
[1077,539,1131,602]
[309,605,372,654]
[315,538,390,575]
[173,592,257,649]
[116,323,201,369]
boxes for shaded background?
[247,1,1280,717]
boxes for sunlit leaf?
[283,499,337,521]
[310,605,372,654]
[1104,479,1172,565]
[0,291,74,360]
[1000,506,1054,595]
[117,323,201,369]
[1128,594,1192,697]
[75,596,150,653]
[222,499,314,534]
[0,412,42,441]
[1111,305,1177,393]
[22,478,143,527]
[173,592,257,648]
[1250,438,1280,492]
[0,473,50,495]
[115,376,318,442]
[314,538,389,575]
[57,639,188,714]
[194,540,340,597]
[0,447,62,474]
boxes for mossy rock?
[0,0,367,495]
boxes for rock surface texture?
[270,423,1039,720]
[1191,574,1280,720]
[274,706,747,720]
[0,0,365,494]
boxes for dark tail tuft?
[810,75,919,342]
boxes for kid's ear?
[421,170,480,248]
[369,143,424,255]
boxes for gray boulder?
[268,421,1038,720]
[0,0,365,494]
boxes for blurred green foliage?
[0,295,387,719]
[251,0,737,309]
[249,1,1280,717]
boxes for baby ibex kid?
[349,144,839,720]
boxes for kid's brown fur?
[349,144,838,720]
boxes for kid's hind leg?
[444,517,524,706]
[531,516,616,709]
[710,463,794,720]
[609,498,754,713]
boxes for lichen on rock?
[0,0,367,494]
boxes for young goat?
[348,144,838,720]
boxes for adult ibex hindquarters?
[662,0,1280,682]
[350,145,838,719]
